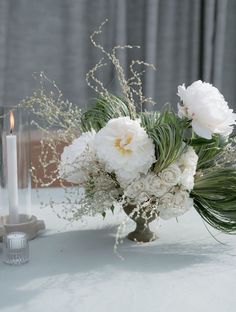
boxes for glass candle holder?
[3,232,29,265]
[0,106,32,224]
[0,106,45,239]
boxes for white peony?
[177,80,236,139]
[158,164,181,186]
[158,190,193,220]
[59,130,98,184]
[94,117,156,186]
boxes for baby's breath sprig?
[19,72,82,190]
[87,19,156,116]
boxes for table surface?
[1,188,236,312]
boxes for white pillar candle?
[6,112,19,224]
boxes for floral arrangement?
[21,21,236,242]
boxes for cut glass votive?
[3,232,29,265]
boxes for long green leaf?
[192,168,236,233]
[190,135,226,170]
[141,106,187,172]
[81,94,132,131]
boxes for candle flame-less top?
[10,111,15,132]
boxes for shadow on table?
[31,227,230,273]
[0,226,233,309]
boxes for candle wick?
[10,128,13,135]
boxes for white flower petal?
[191,120,212,139]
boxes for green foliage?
[140,111,160,129]
[192,168,236,233]
[141,106,187,172]
[81,94,132,132]
[189,135,225,170]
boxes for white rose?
[94,117,156,186]
[180,168,195,190]
[157,192,175,219]
[178,146,198,170]
[125,172,172,203]
[124,179,146,199]
[177,80,236,139]
[158,164,181,186]
[147,174,172,197]
[159,192,174,206]
[158,190,193,220]
[173,191,193,215]
[177,147,198,190]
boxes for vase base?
[127,229,157,243]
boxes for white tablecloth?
[1,188,236,312]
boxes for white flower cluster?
[56,79,236,223]
[60,117,156,187]
[124,147,198,219]
[59,116,198,220]
[59,116,156,215]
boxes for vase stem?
[127,222,156,243]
